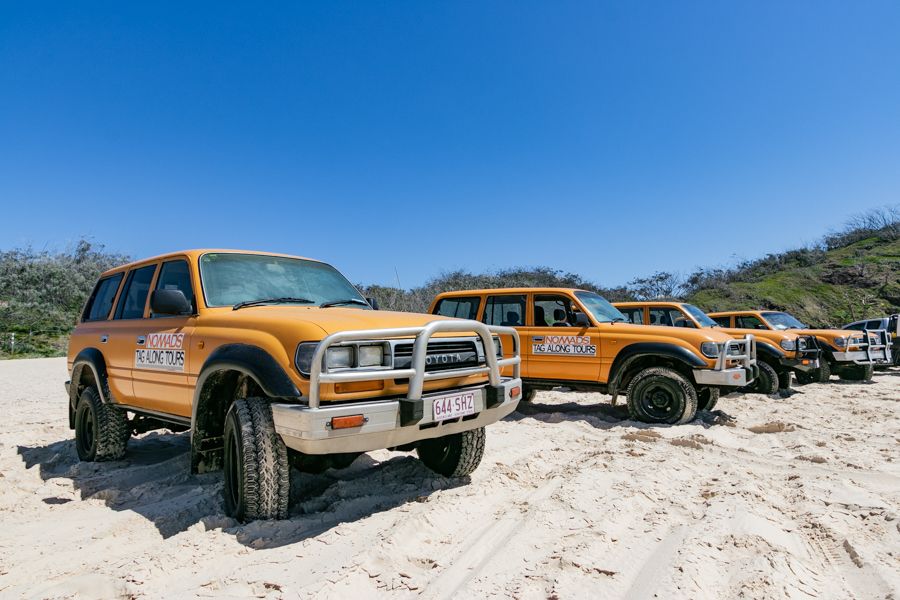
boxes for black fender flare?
[190,343,302,473]
[69,347,114,427]
[756,341,786,364]
[608,342,706,397]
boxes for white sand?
[0,357,898,599]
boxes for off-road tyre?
[417,427,486,477]
[697,387,719,412]
[742,361,778,395]
[223,398,291,521]
[625,367,698,425]
[521,385,537,402]
[839,364,874,382]
[796,359,832,385]
[74,386,130,462]
[777,370,793,391]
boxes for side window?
[434,297,480,320]
[736,315,766,330]
[82,273,124,322]
[889,315,899,334]
[152,260,195,318]
[534,295,576,327]
[482,295,526,327]
[712,316,731,327]
[845,323,865,331]
[649,308,689,327]
[114,264,158,320]
[618,308,643,324]
[866,320,883,330]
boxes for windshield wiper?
[319,298,370,309]
[233,297,315,310]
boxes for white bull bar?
[306,320,521,408]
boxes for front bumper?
[693,335,757,387]
[272,378,521,454]
[275,320,522,455]
[693,365,757,387]
[780,357,819,372]
[833,329,892,365]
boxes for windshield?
[761,311,806,330]
[682,304,719,328]
[199,253,368,309]
[574,291,627,323]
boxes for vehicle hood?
[610,322,736,343]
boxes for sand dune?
[1,357,898,599]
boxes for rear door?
[107,263,159,404]
[523,293,600,382]
[481,294,527,376]
[649,306,695,328]
[131,258,197,418]
[618,307,644,324]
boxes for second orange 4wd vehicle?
[707,310,889,383]
[614,301,821,394]
[66,250,522,521]
[430,288,758,424]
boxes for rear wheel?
[223,398,291,521]
[697,387,719,411]
[626,367,698,424]
[417,427,485,477]
[74,386,130,462]
[839,364,874,382]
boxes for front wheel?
[778,370,793,391]
[417,427,486,477]
[697,387,719,412]
[839,364,874,382]
[625,367,698,424]
[796,359,832,385]
[223,398,291,521]
[741,361,778,395]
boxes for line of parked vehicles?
[65,249,896,520]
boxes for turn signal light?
[802,360,810,365]
[510,386,522,399]
[331,415,366,430]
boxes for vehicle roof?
[614,301,685,307]
[706,310,776,317]
[435,287,590,296]
[99,249,323,277]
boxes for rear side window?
[152,260,195,317]
[482,295,526,327]
[711,316,731,327]
[82,273,124,322]
[650,308,692,327]
[114,264,158,320]
[619,308,644,324]
[736,315,767,330]
[434,297,480,320]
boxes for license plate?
[432,391,476,421]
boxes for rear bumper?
[272,378,521,454]
[693,365,756,387]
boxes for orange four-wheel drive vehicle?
[707,310,889,383]
[67,250,522,521]
[429,288,758,424]
[614,302,821,394]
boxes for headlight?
[798,337,808,350]
[492,336,503,357]
[780,339,796,351]
[700,342,720,358]
[295,342,319,375]
[357,344,385,367]
[326,346,354,369]
[833,336,847,348]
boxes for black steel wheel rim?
[638,380,681,421]
[224,425,240,513]
[76,405,96,457]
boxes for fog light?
[330,415,366,429]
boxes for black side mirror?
[366,297,380,310]
[151,289,192,316]
[573,312,591,327]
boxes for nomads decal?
[532,335,597,356]
[134,333,186,372]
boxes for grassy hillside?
[688,234,900,328]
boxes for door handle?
[137,336,146,345]
[100,335,108,343]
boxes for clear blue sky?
[2,2,899,288]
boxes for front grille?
[393,340,481,372]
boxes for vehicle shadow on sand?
[17,432,466,549]
[508,391,738,430]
